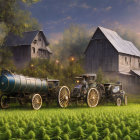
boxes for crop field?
[0,104,140,140]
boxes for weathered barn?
[85,26,140,93]
[4,30,52,67]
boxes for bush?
[28,130,35,139]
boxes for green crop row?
[0,104,139,140]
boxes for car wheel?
[116,97,122,106]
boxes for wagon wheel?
[0,94,10,109]
[87,88,99,107]
[58,86,70,108]
[31,94,42,110]
[124,95,127,105]
[116,97,122,106]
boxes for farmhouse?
[4,30,52,67]
[85,26,140,93]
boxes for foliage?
[0,0,40,45]
[0,104,139,139]
[50,24,91,64]
[96,68,104,83]
[17,58,84,88]
[0,49,16,71]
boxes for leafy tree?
[50,24,91,64]
[0,49,16,71]
[0,0,40,45]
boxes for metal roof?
[98,26,140,57]
[4,30,49,47]
[131,70,140,77]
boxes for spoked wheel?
[124,95,127,105]
[0,94,10,109]
[58,86,70,108]
[87,88,99,107]
[116,97,122,106]
[31,94,42,110]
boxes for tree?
[0,0,40,45]
[0,49,16,71]
[50,24,91,63]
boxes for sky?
[29,0,140,41]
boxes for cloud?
[46,16,72,26]
[69,2,91,9]
[48,32,63,44]
[105,6,112,11]
[80,3,91,9]
[69,2,77,8]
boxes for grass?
[0,103,140,139]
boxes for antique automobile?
[70,74,127,107]
[102,83,127,106]
[0,69,70,110]
[70,74,100,107]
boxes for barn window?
[125,57,127,64]
[33,40,37,44]
[32,47,35,54]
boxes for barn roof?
[85,26,140,57]
[131,70,140,77]
[4,30,49,47]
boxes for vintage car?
[70,74,100,107]
[69,74,127,107]
[0,69,70,110]
[103,83,127,106]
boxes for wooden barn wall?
[10,45,31,67]
[85,29,118,73]
[31,32,50,59]
[119,54,140,72]
[104,72,140,94]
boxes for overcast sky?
[30,0,140,41]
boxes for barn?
[84,26,140,94]
[4,30,52,67]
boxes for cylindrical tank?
[0,70,48,94]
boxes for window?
[125,57,129,65]
[33,40,37,44]
[125,57,127,62]
[39,38,42,41]
[32,47,35,54]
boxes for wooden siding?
[31,32,50,59]
[119,54,140,72]
[10,45,31,67]
[85,29,118,73]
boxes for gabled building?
[85,26,140,93]
[4,30,52,67]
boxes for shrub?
[110,132,118,140]
[123,135,131,140]
[76,126,85,139]
[44,134,50,140]
[28,130,35,139]
[39,126,46,138]
[63,124,71,134]
[63,134,69,140]
[103,128,110,136]
[91,132,98,140]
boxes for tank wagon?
[0,69,70,110]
